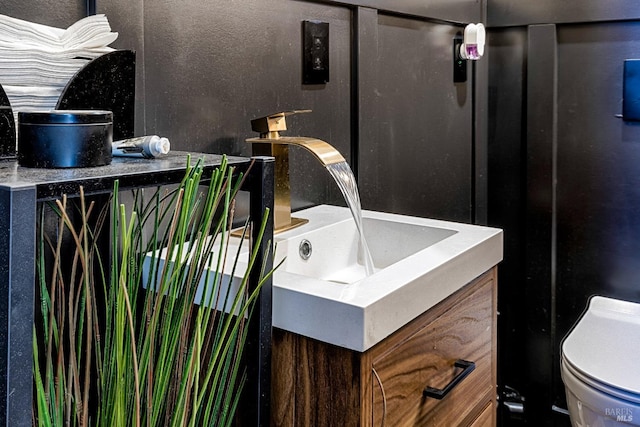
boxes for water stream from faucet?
[325,161,375,276]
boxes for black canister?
[18,110,113,168]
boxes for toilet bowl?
[561,296,640,427]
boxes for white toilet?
[561,296,640,426]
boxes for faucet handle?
[250,109,312,137]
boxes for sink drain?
[299,239,312,260]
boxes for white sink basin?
[144,204,503,353]
[271,205,503,351]
[275,215,457,284]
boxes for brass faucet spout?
[247,110,347,233]
[246,136,345,166]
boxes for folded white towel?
[0,14,117,52]
[0,13,119,120]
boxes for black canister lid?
[18,110,113,125]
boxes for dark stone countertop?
[0,151,250,200]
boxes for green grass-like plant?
[33,156,273,427]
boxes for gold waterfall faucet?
[247,110,346,233]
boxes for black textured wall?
[488,3,640,427]
[2,0,483,217]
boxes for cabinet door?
[470,402,495,427]
[371,276,494,426]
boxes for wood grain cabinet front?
[371,272,494,426]
[470,403,496,427]
[271,267,498,427]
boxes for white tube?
[112,135,170,158]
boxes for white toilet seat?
[561,296,640,426]
[563,356,640,405]
[562,296,640,396]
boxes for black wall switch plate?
[453,33,467,83]
[303,20,329,85]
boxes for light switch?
[303,20,329,85]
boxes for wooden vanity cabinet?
[271,267,498,427]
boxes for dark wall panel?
[487,3,640,426]
[318,0,483,24]
[2,0,85,27]
[486,26,527,425]
[555,20,640,399]
[359,13,473,221]
[142,0,352,209]
[524,24,558,426]
[488,0,640,27]
[97,1,145,135]
[3,1,351,210]
[3,1,480,220]
[556,21,640,306]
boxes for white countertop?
[145,204,503,353]
[270,205,503,352]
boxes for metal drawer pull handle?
[423,359,476,400]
